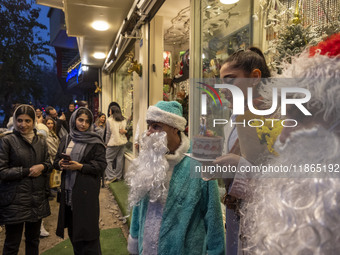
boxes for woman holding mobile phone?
[53,107,107,255]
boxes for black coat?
[53,136,107,242]
[0,130,52,225]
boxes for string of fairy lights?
[280,0,340,26]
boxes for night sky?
[34,2,55,68]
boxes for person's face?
[69,104,75,112]
[46,119,55,131]
[76,113,90,132]
[146,121,178,150]
[219,62,260,108]
[99,115,106,123]
[16,114,34,135]
[35,109,42,117]
[49,109,58,118]
[146,122,165,135]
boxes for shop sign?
[66,63,83,83]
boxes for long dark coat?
[0,130,52,225]
[53,136,107,242]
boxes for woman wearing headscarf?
[53,107,107,255]
[45,116,60,165]
[0,104,52,255]
[93,113,106,140]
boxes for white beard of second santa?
[240,126,340,254]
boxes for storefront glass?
[158,0,190,134]
[161,3,190,134]
[202,0,251,78]
[192,0,252,138]
[116,52,134,152]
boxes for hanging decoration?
[259,0,287,41]
[126,52,142,77]
[94,81,102,93]
[163,6,190,46]
[292,0,301,24]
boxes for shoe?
[40,222,49,237]
[105,177,117,185]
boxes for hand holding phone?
[62,153,71,161]
[61,153,71,164]
[60,153,83,171]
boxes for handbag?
[49,169,62,188]
[0,181,17,207]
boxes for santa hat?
[146,101,187,131]
[309,33,340,58]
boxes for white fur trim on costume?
[127,234,139,255]
[146,106,187,131]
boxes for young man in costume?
[126,101,225,255]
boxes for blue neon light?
[66,63,83,83]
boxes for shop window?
[193,0,252,139]
[116,52,135,153]
[202,0,251,78]
[158,2,190,135]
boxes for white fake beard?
[241,126,340,255]
[126,131,169,208]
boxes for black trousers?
[65,205,102,255]
[3,220,42,255]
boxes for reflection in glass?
[116,55,134,152]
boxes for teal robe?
[130,155,225,255]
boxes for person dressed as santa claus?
[241,33,340,254]
[126,101,225,255]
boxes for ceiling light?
[93,52,106,59]
[220,0,239,4]
[91,21,109,31]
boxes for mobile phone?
[61,153,72,162]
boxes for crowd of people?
[0,33,339,255]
